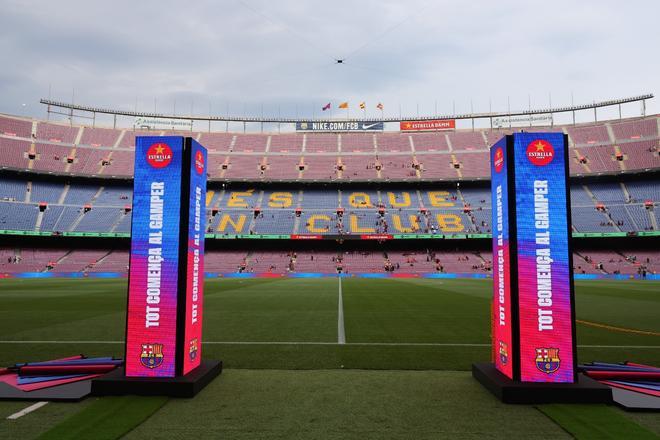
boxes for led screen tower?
[93,136,221,397]
[473,133,610,403]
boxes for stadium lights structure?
[40,94,653,130]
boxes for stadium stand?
[0,115,32,138]
[0,178,658,235]
[0,112,657,279]
[80,126,121,147]
[1,247,656,275]
[0,114,657,180]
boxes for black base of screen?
[92,360,222,398]
[472,363,612,404]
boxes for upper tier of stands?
[0,114,658,181]
[1,179,657,235]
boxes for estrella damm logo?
[494,147,504,173]
[140,343,164,369]
[535,347,560,374]
[526,139,554,166]
[146,143,173,168]
[194,150,204,175]
[189,338,199,361]
[499,340,508,365]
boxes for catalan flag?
[359,102,366,110]
[338,102,348,109]
[376,102,384,110]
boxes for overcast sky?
[1,0,658,128]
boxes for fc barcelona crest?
[140,343,164,369]
[535,347,560,374]
[189,338,198,361]
[499,341,508,365]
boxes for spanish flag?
[338,102,348,109]
[359,102,366,110]
[376,102,384,110]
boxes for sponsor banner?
[491,137,513,379]
[400,119,455,131]
[182,140,207,374]
[360,234,393,240]
[290,234,323,240]
[134,117,193,130]
[513,133,575,383]
[295,121,384,132]
[493,115,553,128]
[126,136,183,377]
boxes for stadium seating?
[410,132,449,151]
[35,122,79,144]
[301,156,339,180]
[618,140,660,171]
[49,249,109,272]
[0,201,38,230]
[610,118,658,140]
[0,115,32,138]
[118,130,157,148]
[269,134,303,153]
[379,156,417,179]
[448,131,486,150]
[0,114,657,180]
[86,250,129,272]
[197,132,233,151]
[3,247,653,275]
[0,113,657,282]
[264,155,303,180]
[377,133,412,152]
[417,153,459,179]
[305,133,338,153]
[626,181,660,202]
[0,137,30,169]
[0,248,69,272]
[567,124,610,145]
[80,126,121,147]
[0,178,27,201]
[0,179,657,235]
[31,181,65,203]
[204,251,249,273]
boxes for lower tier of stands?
[0,248,657,276]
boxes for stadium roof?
[40,94,653,124]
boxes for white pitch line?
[6,401,48,420]
[338,276,346,344]
[0,340,658,349]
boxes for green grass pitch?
[0,277,658,439]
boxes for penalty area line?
[7,401,48,420]
[0,341,659,349]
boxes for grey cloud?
[0,0,657,122]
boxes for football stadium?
[1,2,659,439]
